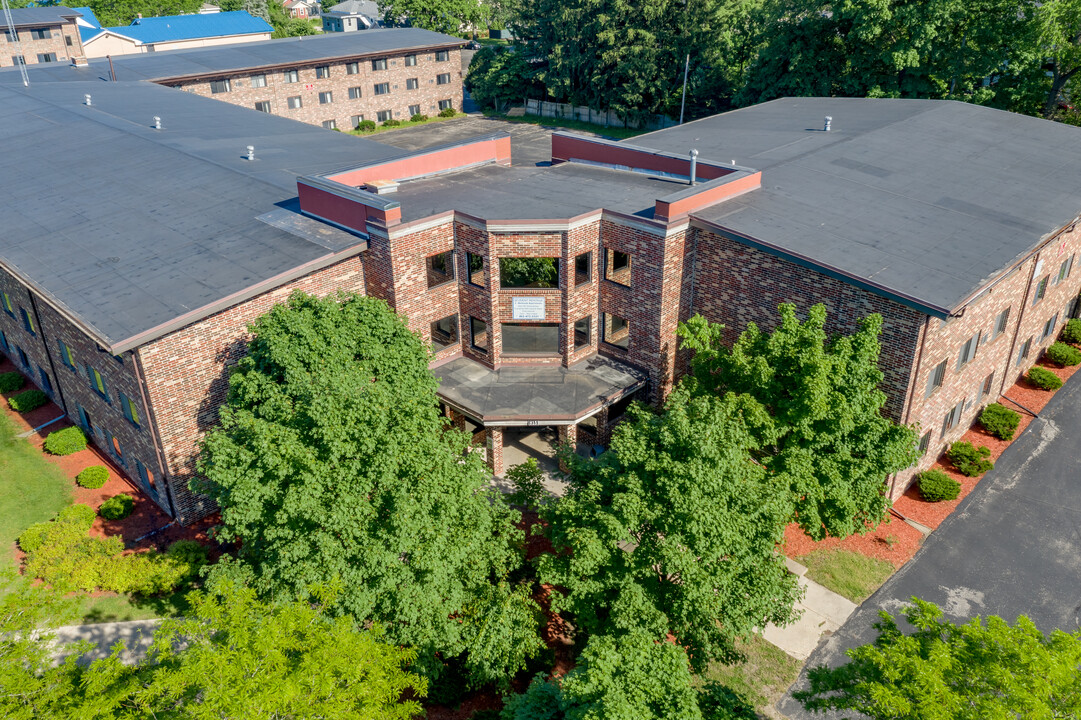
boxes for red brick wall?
[137,255,367,523]
[168,47,463,130]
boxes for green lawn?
[797,548,894,603]
[0,413,71,569]
[80,587,191,623]
[476,37,510,46]
[348,111,463,136]
[696,635,802,717]
[481,110,649,140]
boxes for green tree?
[467,46,543,112]
[89,0,203,27]
[538,388,800,670]
[267,0,317,37]
[502,631,705,720]
[1031,0,1081,117]
[219,0,270,22]
[380,0,483,35]
[796,598,1081,719]
[198,292,540,683]
[679,305,918,540]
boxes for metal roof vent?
[153,116,161,130]
[689,148,699,186]
[246,145,255,161]
[824,116,832,132]
[84,94,92,106]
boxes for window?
[374,82,390,95]
[350,114,364,128]
[406,77,419,90]
[346,61,359,74]
[57,339,76,370]
[918,431,931,455]
[1,292,13,316]
[1016,336,1033,366]
[470,317,488,353]
[315,65,330,78]
[136,459,157,490]
[1033,276,1049,304]
[925,359,947,397]
[287,95,302,109]
[37,367,52,397]
[30,28,51,40]
[405,54,417,66]
[430,315,458,351]
[437,73,451,85]
[371,58,387,71]
[425,251,455,287]
[210,79,231,94]
[322,119,337,130]
[36,52,57,63]
[75,405,93,437]
[605,248,631,286]
[408,104,421,116]
[349,86,363,99]
[603,313,630,349]
[980,371,995,399]
[941,399,964,437]
[466,252,485,287]
[284,69,299,83]
[87,365,108,400]
[502,323,560,355]
[956,332,979,370]
[250,74,267,88]
[500,257,559,288]
[118,393,141,427]
[11,56,25,66]
[376,109,392,122]
[992,307,1011,339]
[438,99,453,111]
[108,431,125,465]
[575,252,591,286]
[574,316,591,350]
[319,91,333,104]
[0,330,7,352]
[254,100,272,113]
[435,50,449,61]
[66,35,72,46]
[19,307,35,335]
[15,346,29,369]
[1042,313,1058,340]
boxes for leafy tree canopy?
[796,598,1081,719]
[87,0,203,28]
[539,387,800,670]
[380,0,483,35]
[467,46,544,112]
[198,291,541,682]
[679,304,918,540]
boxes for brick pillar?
[444,405,467,432]
[557,423,577,472]
[486,426,504,476]
[594,406,612,445]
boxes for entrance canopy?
[433,355,648,425]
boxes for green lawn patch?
[797,548,894,603]
[80,587,190,623]
[347,111,463,136]
[476,37,510,46]
[0,413,71,569]
[481,110,649,140]
[696,635,802,715]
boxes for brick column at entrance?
[594,407,612,445]
[444,405,466,432]
[557,424,577,472]
[486,426,504,476]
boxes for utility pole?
[679,53,690,125]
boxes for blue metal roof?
[71,6,105,44]
[98,11,272,46]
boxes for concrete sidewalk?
[763,560,857,662]
[50,619,161,666]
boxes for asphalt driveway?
[778,373,1081,719]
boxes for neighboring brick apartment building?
[1,6,87,68]
[0,69,1079,523]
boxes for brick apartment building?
[0,63,1079,522]
[1,6,86,68]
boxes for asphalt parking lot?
[777,374,1081,718]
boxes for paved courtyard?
[778,374,1081,718]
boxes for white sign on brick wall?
[512,296,546,320]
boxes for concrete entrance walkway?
[762,559,857,662]
[50,619,161,666]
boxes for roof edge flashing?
[324,132,512,186]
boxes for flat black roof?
[0,80,403,351]
[633,97,1081,314]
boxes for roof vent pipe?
[153,116,161,130]
[84,94,91,106]
[689,148,699,186]
[246,145,255,161]
[824,116,832,132]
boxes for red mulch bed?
[783,513,924,569]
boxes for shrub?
[355,119,376,132]
[99,493,134,520]
[43,426,87,456]
[410,113,428,122]
[381,118,402,127]
[8,389,48,413]
[978,403,1020,441]
[948,441,994,477]
[917,469,961,502]
[1063,318,1081,344]
[1027,366,1063,391]
[1045,341,1081,366]
[504,458,547,508]
[76,465,109,489]
[58,503,97,527]
[438,107,457,118]
[0,371,25,393]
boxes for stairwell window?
[604,248,631,286]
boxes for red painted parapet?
[654,171,762,222]
[551,133,735,180]
[297,179,401,229]
[327,134,512,187]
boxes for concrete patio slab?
[763,576,857,662]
